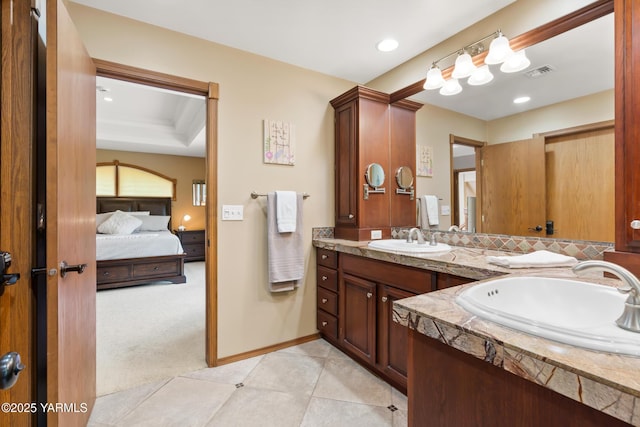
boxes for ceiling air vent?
[524,65,556,79]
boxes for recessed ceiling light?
[513,96,531,104]
[103,96,113,102]
[377,38,398,52]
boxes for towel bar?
[251,191,310,199]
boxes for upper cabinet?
[604,0,640,275]
[330,86,422,240]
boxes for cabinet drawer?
[97,265,131,283]
[316,248,338,269]
[183,243,205,258]
[317,310,338,341]
[179,230,205,243]
[317,286,338,316]
[317,266,338,292]
[133,260,181,278]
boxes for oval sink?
[455,276,640,356]
[368,239,451,254]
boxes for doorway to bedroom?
[93,61,218,396]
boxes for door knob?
[59,261,87,278]
[0,352,24,390]
[631,220,640,230]
[0,252,20,297]
[528,225,543,232]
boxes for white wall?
[67,2,354,358]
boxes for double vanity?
[313,236,639,426]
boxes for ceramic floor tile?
[300,396,392,427]
[182,354,264,385]
[117,376,236,427]
[88,378,170,425]
[392,409,408,427]
[206,386,309,427]
[312,357,392,407]
[327,345,351,360]
[277,338,333,358]
[391,387,408,411]
[243,351,325,395]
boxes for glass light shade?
[485,34,513,64]
[423,66,445,90]
[500,50,531,73]
[467,65,494,86]
[439,78,462,96]
[452,52,477,79]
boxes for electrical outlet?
[222,205,244,221]
[371,230,382,239]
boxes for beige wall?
[96,150,207,230]
[68,3,354,358]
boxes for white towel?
[424,195,439,226]
[486,250,578,269]
[267,193,304,292]
[276,191,297,233]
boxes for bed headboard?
[96,197,172,216]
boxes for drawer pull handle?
[321,254,328,260]
[382,296,388,303]
[103,271,110,276]
[348,214,354,219]
[322,321,328,327]
[321,298,328,304]
[322,276,328,281]
[367,292,372,299]
[153,266,159,271]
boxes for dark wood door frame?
[93,59,220,366]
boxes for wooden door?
[340,273,376,364]
[377,285,413,392]
[46,1,96,425]
[0,0,38,424]
[545,126,615,242]
[480,138,546,236]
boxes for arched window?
[96,160,177,200]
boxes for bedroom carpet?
[96,261,207,396]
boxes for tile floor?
[88,339,408,427]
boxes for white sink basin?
[455,276,640,356]
[368,239,452,254]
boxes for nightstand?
[175,229,205,262]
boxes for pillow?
[96,211,150,231]
[136,215,171,231]
[97,210,143,235]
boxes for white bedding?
[96,231,185,261]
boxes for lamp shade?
[452,52,477,79]
[500,50,531,73]
[467,65,494,86]
[423,65,445,90]
[439,79,462,96]
[485,34,513,64]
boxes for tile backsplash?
[312,227,613,260]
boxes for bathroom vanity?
[314,237,636,426]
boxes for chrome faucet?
[406,227,426,244]
[573,260,640,333]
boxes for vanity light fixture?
[376,38,399,52]
[423,30,530,96]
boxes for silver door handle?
[631,220,640,229]
[0,352,24,390]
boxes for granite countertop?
[313,238,640,426]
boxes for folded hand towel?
[424,195,439,226]
[486,250,578,269]
[276,191,297,233]
[267,193,304,292]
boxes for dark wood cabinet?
[341,273,377,364]
[175,229,205,262]
[330,87,422,241]
[316,249,339,344]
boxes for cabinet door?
[340,273,376,364]
[334,101,358,227]
[378,285,414,391]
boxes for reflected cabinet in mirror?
[401,3,614,242]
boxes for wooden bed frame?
[96,197,186,290]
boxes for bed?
[96,197,187,290]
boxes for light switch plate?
[441,205,451,216]
[371,230,382,239]
[222,205,244,221]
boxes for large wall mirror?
[400,2,614,242]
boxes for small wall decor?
[263,120,295,165]
[417,145,433,177]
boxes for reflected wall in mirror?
[365,163,385,188]
[412,9,614,242]
[396,166,414,189]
